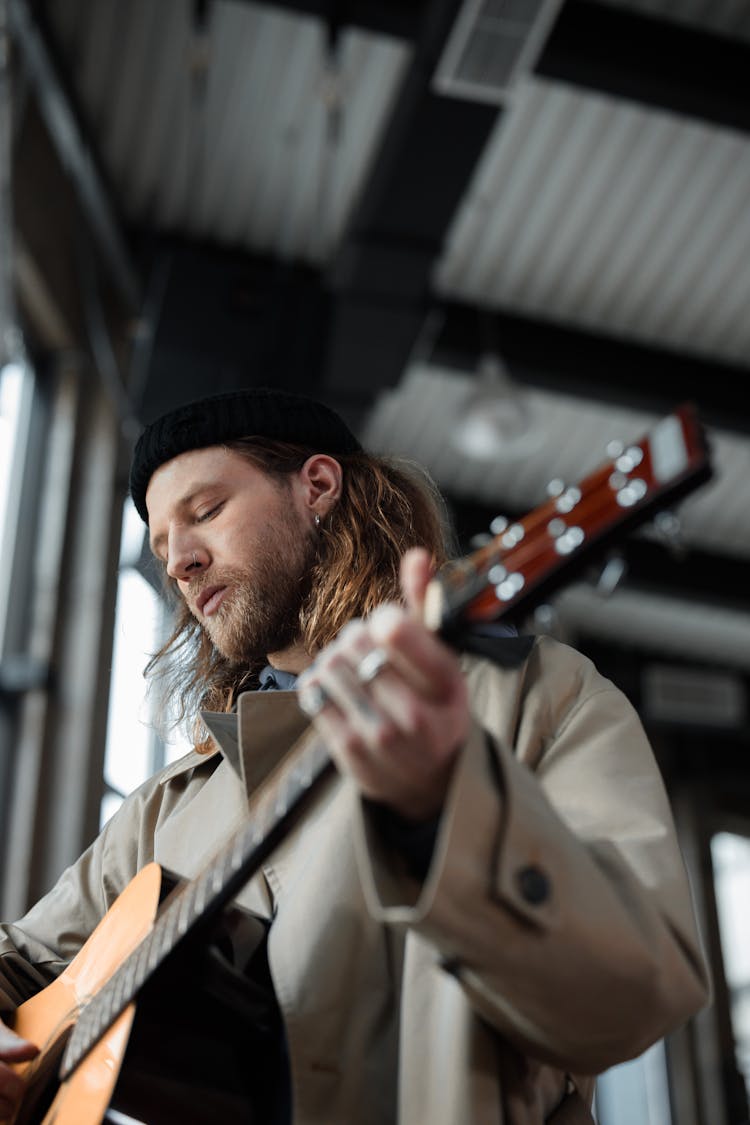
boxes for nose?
[166,537,205,581]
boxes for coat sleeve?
[0,768,173,1014]
[351,637,711,1075]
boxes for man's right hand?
[0,1018,38,1121]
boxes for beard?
[193,513,319,665]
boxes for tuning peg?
[533,603,558,634]
[489,515,509,535]
[469,533,493,549]
[532,603,572,643]
[652,510,686,559]
[595,553,627,597]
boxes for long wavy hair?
[144,438,456,751]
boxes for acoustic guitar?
[7,403,712,1125]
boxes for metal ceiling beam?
[252,0,749,133]
[321,0,498,399]
[432,299,750,436]
[9,0,141,311]
[138,237,750,439]
[230,0,424,39]
[538,0,750,133]
[245,0,750,411]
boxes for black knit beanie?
[129,387,362,523]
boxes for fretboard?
[60,734,333,1078]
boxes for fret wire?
[145,922,167,974]
[130,930,153,992]
[176,879,195,937]
[108,963,129,1018]
[119,943,138,1007]
[161,889,181,950]
[150,911,174,967]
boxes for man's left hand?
[297,549,469,822]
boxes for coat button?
[516,864,551,905]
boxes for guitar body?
[11,865,273,1125]
[11,863,163,1125]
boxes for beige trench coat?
[0,638,710,1123]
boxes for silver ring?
[355,647,389,685]
[298,682,330,718]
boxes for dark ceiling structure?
[9,0,750,712]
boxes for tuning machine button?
[501,523,525,548]
[615,478,648,507]
[555,487,582,514]
[596,553,627,597]
[615,445,644,474]
[496,572,525,601]
[554,526,585,555]
[652,510,686,559]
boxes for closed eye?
[197,502,224,523]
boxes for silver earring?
[192,552,198,567]
[314,514,321,529]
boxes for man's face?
[146,446,317,663]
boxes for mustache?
[184,569,239,614]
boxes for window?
[595,1040,672,1125]
[711,831,750,1098]
[0,359,29,649]
[102,498,191,825]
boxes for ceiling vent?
[641,663,747,729]
[433,0,565,105]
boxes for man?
[0,387,709,1123]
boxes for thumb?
[400,548,435,621]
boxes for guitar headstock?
[425,403,712,638]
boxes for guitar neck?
[61,735,333,1079]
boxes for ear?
[295,454,343,517]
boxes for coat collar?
[198,690,311,799]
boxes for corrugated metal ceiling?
[435,76,750,367]
[36,0,750,664]
[50,0,411,263]
[363,362,749,561]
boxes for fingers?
[400,547,435,621]
[297,608,469,820]
[368,604,462,702]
